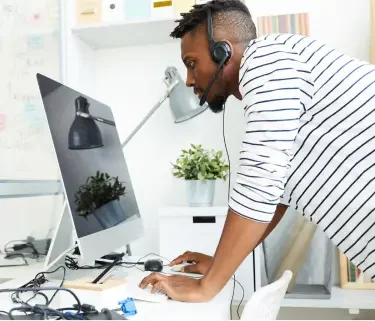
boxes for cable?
[233,276,245,319]
[0,286,82,319]
[34,265,66,305]
[230,274,235,320]
[65,252,171,272]
[0,311,11,319]
[11,266,66,307]
[223,103,231,201]
[223,102,238,320]
[4,240,40,260]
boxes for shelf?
[282,286,375,310]
[71,18,180,50]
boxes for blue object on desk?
[119,298,137,317]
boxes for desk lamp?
[68,66,208,150]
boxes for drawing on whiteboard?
[27,34,45,50]
[0,114,7,132]
[24,101,37,113]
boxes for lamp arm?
[120,80,178,148]
[76,112,116,126]
[120,91,168,148]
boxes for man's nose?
[186,71,195,87]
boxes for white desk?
[0,255,234,320]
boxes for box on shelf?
[151,0,173,19]
[173,0,195,16]
[125,0,151,21]
[76,0,102,24]
[102,0,125,23]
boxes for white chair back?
[240,270,293,320]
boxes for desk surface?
[0,255,233,320]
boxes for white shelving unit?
[282,286,375,310]
[63,0,375,313]
[72,18,179,50]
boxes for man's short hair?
[170,0,257,45]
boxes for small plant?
[171,144,229,182]
[74,171,126,219]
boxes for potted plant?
[171,144,229,207]
[74,171,127,229]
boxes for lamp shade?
[68,96,103,149]
[164,67,208,123]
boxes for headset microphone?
[199,8,232,106]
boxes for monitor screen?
[37,73,144,262]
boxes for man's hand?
[169,251,212,274]
[138,273,213,302]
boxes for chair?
[240,270,293,320]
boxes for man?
[139,0,375,302]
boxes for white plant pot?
[93,199,126,229]
[186,179,216,207]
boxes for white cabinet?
[158,206,261,302]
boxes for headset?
[199,8,232,106]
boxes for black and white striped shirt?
[228,33,375,280]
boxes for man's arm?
[201,204,287,297]
[201,209,267,296]
[256,203,288,247]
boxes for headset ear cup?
[212,42,232,64]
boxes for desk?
[0,255,234,320]
[0,259,44,282]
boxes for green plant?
[74,171,126,219]
[171,144,229,182]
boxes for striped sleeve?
[229,43,314,222]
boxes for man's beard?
[208,94,226,113]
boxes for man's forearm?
[201,209,269,298]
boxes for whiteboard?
[0,0,64,250]
[0,0,62,180]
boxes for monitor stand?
[44,199,132,271]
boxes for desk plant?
[172,144,229,206]
[74,170,126,229]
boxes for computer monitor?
[36,73,144,265]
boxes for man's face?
[181,31,227,113]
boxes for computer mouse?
[144,259,163,272]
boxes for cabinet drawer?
[159,215,226,260]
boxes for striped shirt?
[228,33,375,281]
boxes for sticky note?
[151,0,173,18]
[153,1,172,8]
[27,35,44,50]
[125,0,150,21]
[173,0,194,15]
